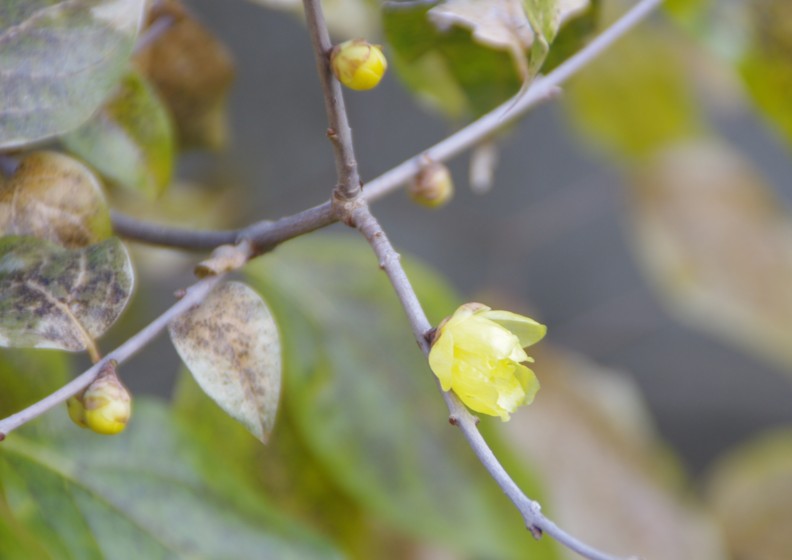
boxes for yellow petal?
[453,315,523,360]
[479,309,547,348]
[514,364,540,406]
[428,328,456,391]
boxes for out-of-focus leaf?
[0,498,50,560]
[174,371,413,559]
[0,348,71,419]
[62,72,174,198]
[385,0,595,119]
[564,29,703,158]
[0,399,343,560]
[739,1,792,148]
[628,141,792,370]
[499,347,727,560]
[243,0,379,39]
[246,235,560,559]
[135,0,234,150]
[0,152,112,248]
[0,237,134,351]
[169,281,281,443]
[541,0,599,71]
[0,0,145,148]
[706,430,792,560]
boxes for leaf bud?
[409,162,454,208]
[330,39,387,91]
[82,367,132,435]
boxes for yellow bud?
[409,162,454,208]
[82,373,132,435]
[330,39,387,91]
[67,394,89,429]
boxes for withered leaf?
[0,152,112,248]
[0,236,134,351]
[0,0,145,148]
[169,281,281,443]
[135,0,235,150]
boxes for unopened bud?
[67,395,89,429]
[330,39,387,91]
[409,162,454,208]
[82,368,132,435]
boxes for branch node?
[174,288,187,299]
[528,524,544,540]
[332,190,366,226]
[0,432,6,442]
[448,414,460,426]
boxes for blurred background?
[87,0,792,557]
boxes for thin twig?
[0,275,223,439]
[302,0,362,201]
[112,0,662,251]
[352,204,631,560]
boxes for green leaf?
[246,235,559,559]
[0,399,343,560]
[0,236,134,351]
[384,0,528,118]
[62,71,174,198]
[563,27,704,159]
[0,348,71,419]
[523,0,589,44]
[0,0,145,149]
[169,281,282,444]
[173,371,391,558]
[0,152,112,248]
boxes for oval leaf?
[0,399,342,560]
[629,141,792,369]
[62,71,174,198]
[0,236,134,351]
[0,152,112,248]
[246,236,559,559]
[169,281,281,444]
[0,0,146,148]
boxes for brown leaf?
[498,347,727,560]
[0,152,112,248]
[135,0,235,150]
[629,141,792,368]
[169,281,281,443]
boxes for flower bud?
[82,371,132,435]
[330,39,387,91]
[409,162,454,208]
[67,395,89,429]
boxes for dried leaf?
[0,236,134,351]
[499,347,727,560]
[0,0,145,148]
[62,71,174,198]
[706,430,792,560]
[135,0,234,150]
[0,152,112,248]
[169,281,281,443]
[629,141,792,369]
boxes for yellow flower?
[428,303,546,421]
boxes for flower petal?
[479,310,546,348]
[513,364,540,406]
[453,315,523,360]
[428,329,455,391]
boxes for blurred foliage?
[62,71,174,199]
[4,0,792,558]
